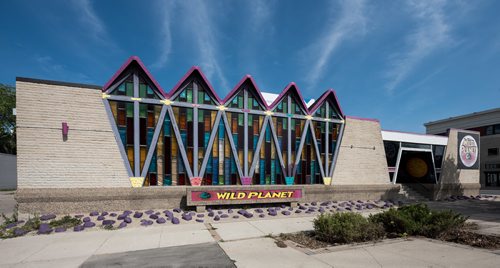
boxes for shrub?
[313,212,384,244]
[49,216,81,229]
[369,204,467,238]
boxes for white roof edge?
[381,130,448,146]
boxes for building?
[14,56,480,214]
[425,108,500,189]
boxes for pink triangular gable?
[222,75,268,109]
[268,82,309,114]
[308,89,345,118]
[102,56,167,98]
[166,66,221,104]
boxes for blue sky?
[1,0,499,132]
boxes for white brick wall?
[332,118,390,185]
[16,81,130,188]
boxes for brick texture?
[16,81,130,188]
[332,118,390,185]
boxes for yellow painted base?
[323,177,332,185]
[129,177,145,188]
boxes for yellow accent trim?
[161,99,173,106]
[131,97,142,101]
[264,110,274,116]
[323,177,332,185]
[102,93,110,99]
[216,105,227,111]
[305,115,313,120]
[129,177,145,188]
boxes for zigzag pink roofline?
[102,56,344,117]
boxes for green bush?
[313,212,384,244]
[49,216,81,229]
[369,204,467,238]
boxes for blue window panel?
[147,129,154,146]
[204,133,210,147]
[164,119,171,137]
[163,175,171,186]
[271,161,276,184]
[149,154,157,171]
[118,127,127,146]
[224,158,231,185]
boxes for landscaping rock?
[195,219,204,223]
[102,220,115,226]
[40,214,57,221]
[295,210,302,213]
[83,217,91,222]
[214,215,220,221]
[55,227,66,233]
[281,211,291,216]
[14,228,28,236]
[208,212,214,217]
[243,212,253,218]
[38,223,53,234]
[255,208,263,213]
[101,212,109,216]
[73,225,84,232]
[156,217,166,224]
[124,217,132,224]
[133,212,143,218]
[145,210,154,215]
[268,211,277,216]
[117,214,126,220]
[228,209,233,213]
[311,202,317,206]
[233,215,240,219]
[75,214,84,218]
[141,220,153,226]
[110,213,117,217]
[259,214,265,218]
[83,222,96,228]
[197,214,204,218]
[173,208,182,213]
[182,214,192,221]
[171,217,180,224]
[221,214,229,218]
[118,222,127,229]
[149,214,159,220]
[89,211,99,216]
[97,216,105,221]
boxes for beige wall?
[332,117,390,185]
[433,129,480,198]
[16,80,130,188]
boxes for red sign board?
[190,189,303,202]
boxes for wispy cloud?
[36,55,92,83]
[179,0,229,90]
[70,0,117,49]
[385,0,453,93]
[151,1,175,69]
[248,0,274,35]
[304,0,368,89]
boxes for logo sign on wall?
[457,132,479,169]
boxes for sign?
[190,189,303,203]
[457,132,479,169]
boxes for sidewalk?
[1,214,500,267]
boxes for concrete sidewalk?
[1,215,500,267]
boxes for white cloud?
[304,0,368,89]
[385,0,452,93]
[248,0,274,34]
[179,0,229,90]
[70,0,116,48]
[152,1,175,69]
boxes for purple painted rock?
[228,209,233,213]
[243,212,253,218]
[133,212,143,218]
[318,208,325,213]
[5,222,17,229]
[38,224,53,234]
[281,211,291,216]
[145,210,154,215]
[207,208,213,212]
[217,210,223,215]
[110,213,117,217]
[276,207,281,211]
[155,212,161,215]
[156,217,166,224]
[40,214,57,221]
[233,215,240,219]
[124,210,133,215]
[259,214,265,218]
[196,219,204,223]
[208,212,214,217]
[141,220,153,226]
[102,220,115,226]
[118,222,127,229]
[305,211,312,214]
[149,214,159,220]
[89,211,99,216]
[304,203,309,206]
[173,208,182,213]
[311,202,317,206]
[124,217,132,224]
[190,212,196,216]
[55,227,66,233]
[73,225,85,232]
[295,210,302,213]
[197,214,204,218]
[101,211,109,216]
[182,214,192,221]
[320,202,329,206]
[299,205,307,210]
[266,208,275,213]
[117,214,126,220]
[83,222,96,228]
[221,214,229,218]
[268,211,277,216]
[165,211,174,218]
[75,214,84,218]
[214,215,220,221]
[345,207,352,211]
[97,215,105,221]
[357,200,363,203]
[366,204,374,209]
[83,217,91,222]
[281,204,286,208]
[255,208,264,213]
[237,209,246,215]
[171,217,180,224]
[14,228,28,236]
[355,207,362,210]
[288,207,294,211]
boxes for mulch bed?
[279,227,500,250]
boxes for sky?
[1,0,499,133]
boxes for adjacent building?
[425,108,500,189]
